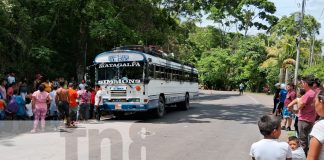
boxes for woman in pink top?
[31,84,50,133]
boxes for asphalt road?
[0,90,281,160]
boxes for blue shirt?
[49,90,56,111]
[279,89,287,102]
[15,95,26,116]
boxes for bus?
[93,45,198,118]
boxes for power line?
[295,0,301,8]
[320,7,324,19]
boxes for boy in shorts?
[282,84,296,131]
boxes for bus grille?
[110,90,127,97]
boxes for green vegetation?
[0,0,323,91]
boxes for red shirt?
[91,91,95,105]
[299,89,316,123]
[284,90,296,107]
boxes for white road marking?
[247,95,259,104]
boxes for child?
[25,97,33,120]
[250,115,292,160]
[307,89,324,160]
[282,83,296,131]
[287,136,306,160]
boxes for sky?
[196,0,324,40]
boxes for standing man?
[297,75,316,153]
[277,84,287,117]
[95,85,103,122]
[55,81,70,127]
[77,86,90,121]
[68,83,78,126]
[68,83,78,127]
[239,83,244,95]
[272,83,281,115]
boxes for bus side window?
[161,67,165,80]
[156,66,161,79]
[166,68,171,80]
[185,71,190,81]
[179,70,183,82]
[172,69,177,81]
[149,64,155,79]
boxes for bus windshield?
[97,62,144,81]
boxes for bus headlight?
[135,85,141,91]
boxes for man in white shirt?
[95,85,103,121]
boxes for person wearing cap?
[272,83,281,115]
[277,83,287,117]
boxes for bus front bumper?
[102,103,149,112]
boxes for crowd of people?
[251,75,324,160]
[0,72,105,132]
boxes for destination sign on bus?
[94,52,144,63]
[98,62,141,68]
[98,79,141,84]
[109,55,129,62]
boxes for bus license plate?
[115,104,122,110]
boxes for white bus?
[93,45,198,118]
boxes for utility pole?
[310,32,315,66]
[294,0,306,86]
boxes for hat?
[274,83,280,87]
[280,83,286,89]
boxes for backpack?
[6,96,19,114]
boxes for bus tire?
[178,93,189,110]
[153,95,165,118]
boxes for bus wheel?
[178,93,189,110]
[154,96,165,118]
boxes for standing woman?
[308,89,324,160]
[31,84,50,133]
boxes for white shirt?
[292,147,306,160]
[250,139,292,160]
[95,90,103,106]
[239,83,244,89]
[310,120,324,160]
[7,76,15,84]
[25,103,33,117]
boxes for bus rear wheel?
[153,95,165,118]
[178,93,189,110]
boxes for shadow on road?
[113,93,271,125]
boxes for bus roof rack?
[111,45,195,67]
[113,45,145,52]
